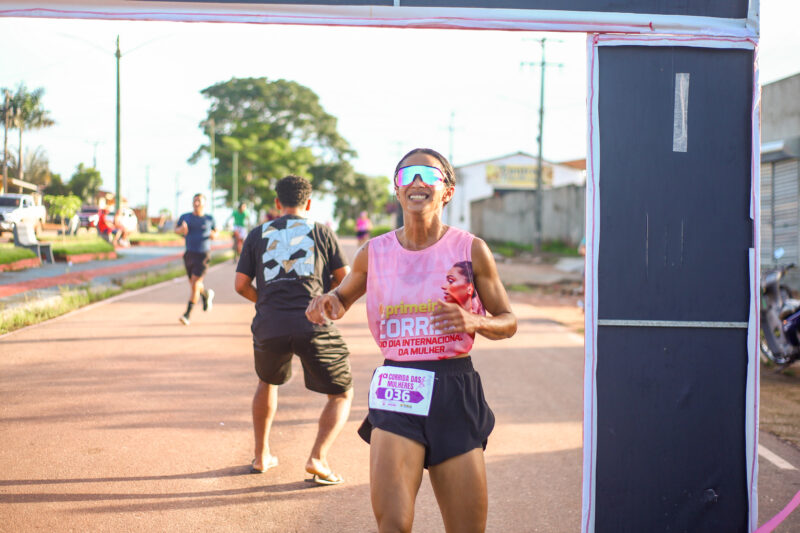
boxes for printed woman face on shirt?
[442,264,474,309]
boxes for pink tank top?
[367,227,485,361]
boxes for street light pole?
[232,151,239,205]
[2,90,10,194]
[209,118,215,218]
[115,35,121,213]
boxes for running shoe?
[203,289,215,312]
[179,314,190,325]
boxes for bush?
[370,225,393,238]
[338,219,355,236]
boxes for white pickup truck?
[0,193,47,235]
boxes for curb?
[55,251,118,263]
[0,257,42,272]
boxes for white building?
[443,151,585,232]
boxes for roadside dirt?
[760,365,800,449]
[508,286,800,452]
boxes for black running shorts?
[253,329,352,395]
[357,357,495,468]
[183,251,210,279]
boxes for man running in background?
[176,193,217,325]
[235,175,352,484]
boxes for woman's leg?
[370,428,426,533]
[428,448,488,533]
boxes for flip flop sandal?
[307,471,344,485]
[250,456,278,474]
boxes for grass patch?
[506,283,533,293]
[0,249,234,335]
[39,235,115,255]
[0,247,37,265]
[541,240,581,256]
[0,286,122,335]
[129,232,182,243]
[488,241,533,258]
[488,239,580,258]
[51,239,115,256]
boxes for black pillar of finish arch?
[594,45,753,532]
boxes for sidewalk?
[0,240,233,312]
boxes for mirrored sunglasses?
[394,165,446,188]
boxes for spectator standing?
[355,211,372,246]
[175,193,217,325]
[235,175,353,483]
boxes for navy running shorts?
[357,356,495,468]
[253,329,352,395]
[183,251,210,279]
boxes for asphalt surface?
[1,238,799,531]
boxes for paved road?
[1,252,799,531]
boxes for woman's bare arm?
[306,242,368,323]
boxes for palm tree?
[11,85,55,183]
[21,146,52,187]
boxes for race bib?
[368,366,436,417]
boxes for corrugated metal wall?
[762,159,800,289]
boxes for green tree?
[6,84,55,183]
[69,163,103,202]
[333,170,391,226]
[44,194,81,240]
[43,173,69,196]
[190,77,355,211]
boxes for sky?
[1,2,798,224]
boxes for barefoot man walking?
[235,175,353,483]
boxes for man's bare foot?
[251,454,278,474]
[305,458,343,485]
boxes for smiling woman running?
[306,147,516,533]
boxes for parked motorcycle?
[761,248,800,366]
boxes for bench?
[13,221,54,264]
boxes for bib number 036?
[368,366,435,417]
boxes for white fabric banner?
[0,1,756,37]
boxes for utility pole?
[232,151,239,205]
[145,165,150,231]
[86,140,102,168]
[174,172,181,221]
[448,110,455,164]
[522,38,561,252]
[2,90,10,194]
[115,35,121,213]
[209,118,215,218]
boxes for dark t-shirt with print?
[236,215,348,341]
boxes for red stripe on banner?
[755,490,800,533]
